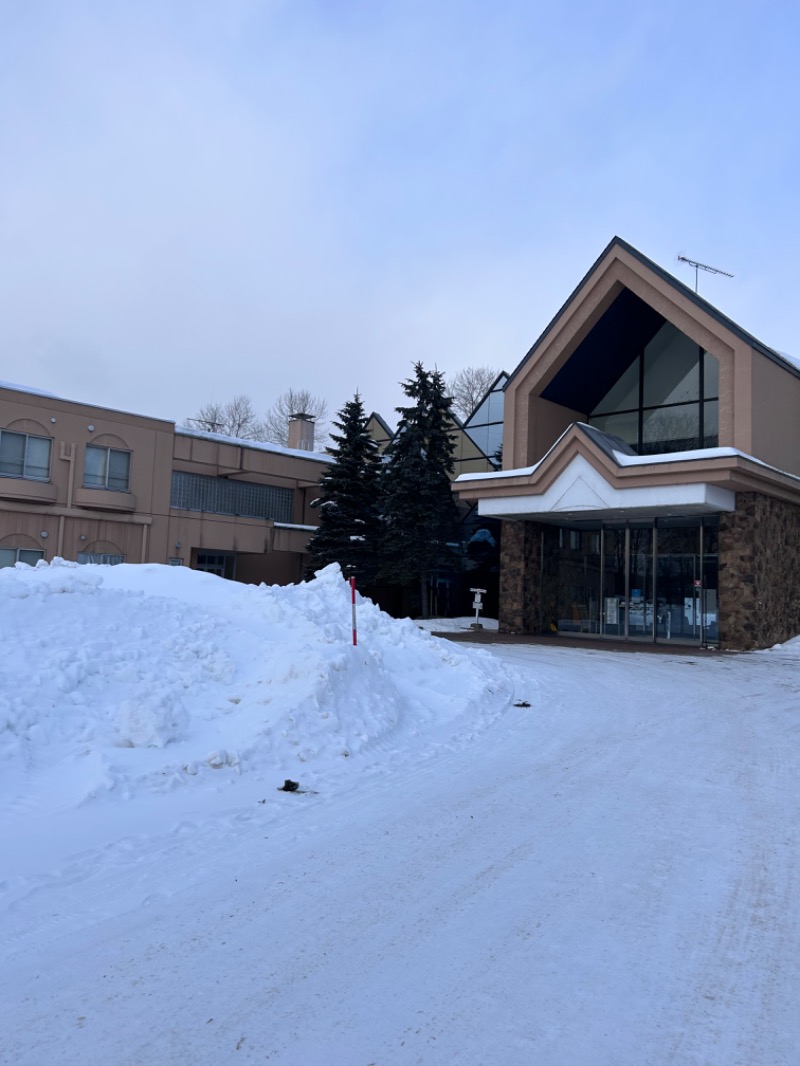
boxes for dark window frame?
[591,345,719,455]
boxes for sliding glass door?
[627,526,655,641]
[553,518,718,645]
[601,527,626,637]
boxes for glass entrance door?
[601,527,626,637]
[655,522,700,642]
[627,526,655,640]
[554,527,602,634]
[653,520,719,644]
[553,518,717,644]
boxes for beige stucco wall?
[0,386,325,584]
[0,386,173,564]
[748,352,800,476]
[525,397,585,465]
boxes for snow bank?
[0,560,512,828]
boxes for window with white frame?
[0,547,45,568]
[84,445,131,491]
[0,431,52,480]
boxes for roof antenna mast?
[677,254,734,294]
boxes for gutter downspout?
[57,442,76,556]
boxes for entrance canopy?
[452,422,782,524]
[477,452,735,524]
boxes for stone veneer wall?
[498,521,542,633]
[718,492,800,650]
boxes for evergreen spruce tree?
[307,393,382,583]
[378,363,461,617]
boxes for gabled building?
[454,237,800,650]
[367,406,502,479]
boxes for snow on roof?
[456,422,800,488]
[0,380,63,400]
[0,379,176,423]
[774,350,800,371]
[176,425,330,463]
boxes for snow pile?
[0,560,512,830]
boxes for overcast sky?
[2,0,799,431]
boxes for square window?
[84,446,131,491]
[0,431,51,480]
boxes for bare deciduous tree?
[185,390,329,447]
[184,395,265,439]
[262,388,328,448]
[448,366,501,421]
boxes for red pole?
[350,576,357,646]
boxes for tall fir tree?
[378,363,461,617]
[307,393,382,583]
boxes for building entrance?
[551,517,718,645]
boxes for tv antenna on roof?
[677,254,734,294]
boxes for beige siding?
[0,385,326,586]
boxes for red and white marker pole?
[350,575,357,646]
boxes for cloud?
[1,1,799,426]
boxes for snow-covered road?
[3,640,799,1066]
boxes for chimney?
[287,412,315,451]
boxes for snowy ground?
[1,561,799,1065]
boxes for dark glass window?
[589,322,719,455]
[0,547,45,567]
[85,446,131,491]
[0,431,51,480]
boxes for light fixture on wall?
[87,425,95,432]
[79,534,87,541]
[175,541,182,549]
[50,417,57,423]
[40,531,49,538]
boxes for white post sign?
[470,587,487,630]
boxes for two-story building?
[0,382,327,584]
[454,237,800,650]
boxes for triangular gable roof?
[505,236,798,389]
[367,411,394,438]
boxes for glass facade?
[589,323,719,455]
[547,517,718,645]
[464,375,507,464]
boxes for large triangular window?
[589,322,719,454]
